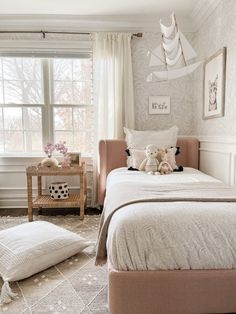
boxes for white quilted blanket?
[104,168,236,271]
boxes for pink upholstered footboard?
[98,137,199,205]
[109,268,236,314]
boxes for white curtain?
[93,32,135,140]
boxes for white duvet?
[106,168,236,271]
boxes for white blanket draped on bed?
[97,168,236,271]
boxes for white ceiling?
[0,0,196,15]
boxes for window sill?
[0,154,93,159]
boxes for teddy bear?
[139,144,159,174]
[158,149,173,175]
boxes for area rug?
[0,215,108,314]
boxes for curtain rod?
[0,30,143,38]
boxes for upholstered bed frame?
[98,137,199,205]
[98,138,236,314]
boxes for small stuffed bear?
[158,150,173,175]
[139,144,159,174]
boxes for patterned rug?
[0,215,108,314]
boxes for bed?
[97,138,236,314]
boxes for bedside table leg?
[27,175,33,222]
[80,203,84,220]
[80,172,85,220]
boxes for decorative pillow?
[0,221,90,304]
[124,125,179,149]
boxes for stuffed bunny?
[158,150,173,175]
[139,144,159,174]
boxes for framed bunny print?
[203,47,227,119]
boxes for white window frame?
[0,54,93,157]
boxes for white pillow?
[124,126,178,149]
[128,149,146,168]
[0,221,90,304]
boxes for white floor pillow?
[0,221,90,304]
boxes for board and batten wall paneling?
[199,137,236,186]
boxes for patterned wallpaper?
[131,32,195,135]
[132,0,236,137]
[192,0,236,136]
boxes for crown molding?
[0,14,194,33]
[191,0,221,31]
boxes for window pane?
[4,107,22,130]
[73,107,94,131]
[23,107,42,131]
[73,81,91,105]
[0,58,2,80]
[1,57,43,105]
[73,59,92,81]
[73,131,94,154]
[54,107,72,130]
[0,108,3,129]
[4,131,24,152]
[54,131,73,148]
[54,82,73,104]
[22,58,41,80]
[0,82,3,103]
[4,80,43,104]
[4,81,23,104]
[53,59,72,81]
[52,57,92,105]
[3,58,23,80]
[0,132,3,152]
[23,81,43,104]
[25,131,42,152]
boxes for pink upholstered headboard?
[98,138,199,205]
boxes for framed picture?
[68,152,81,165]
[203,47,227,119]
[149,96,170,115]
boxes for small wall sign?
[149,96,170,115]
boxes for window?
[0,58,43,152]
[52,58,94,154]
[0,56,94,155]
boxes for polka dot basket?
[49,182,69,200]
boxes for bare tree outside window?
[0,57,43,153]
[52,58,94,155]
[0,56,94,156]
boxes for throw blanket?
[96,180,236,266]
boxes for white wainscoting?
[0,156,94,209]
[198,136,236,186]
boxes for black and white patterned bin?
[49,182,69,200]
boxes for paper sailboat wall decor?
[147,13,202,81]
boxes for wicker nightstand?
[26,162,87,222]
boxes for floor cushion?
[0,221,90,304]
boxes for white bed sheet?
[106,168,236,271]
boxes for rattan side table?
[26,162,87,222]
